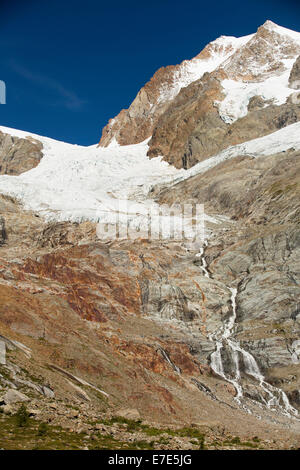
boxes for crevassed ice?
[0,125,209,239]
[1,121,300,224]
[0,126,185,224]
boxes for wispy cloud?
[10,61,86,110]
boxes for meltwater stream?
[197,241,298,419]
[195,240,210,278]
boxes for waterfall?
[212,286,298,417]
[196,240,209,278]
[197,242,298,418]
[232,339,298,417]
[158,347,181,374]
[209,288,245,405]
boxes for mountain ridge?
[99,20,300,171]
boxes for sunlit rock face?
[98,33,254,148]
[0,131,43,175]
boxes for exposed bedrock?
[148,81,300,169]
[0,131,43,175]
[289,55,300,88]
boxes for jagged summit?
[262,19,300,42]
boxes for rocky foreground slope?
[0,21,300,450]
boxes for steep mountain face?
[98,34,253,147]
[1,21,300,449]
[147,21,300,168]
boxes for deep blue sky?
[0,0,300,145]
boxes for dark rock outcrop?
[289,55,300,89]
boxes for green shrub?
[231,436,241,444]
[199,435,206,450]
[37,422,49,437]
[15,404,30,427]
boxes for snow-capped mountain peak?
[99,21,300,149]
[262,20,300,43]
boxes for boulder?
[0,404,13,415]
[116,408,141,421]
[0,340,6,365]
[0,132,43,175]
[42,386,55,398]
[2,389,29,404]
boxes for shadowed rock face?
[289,55,300,88]
[0,216,6,245]
[147,74,227,168]
[157,149,300,225]
[0,132,43,175]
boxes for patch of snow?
[263,20,300,44]
[217,59,296,123]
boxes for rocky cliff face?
[98,34,253,147]
[289,55,300,88]
[156,146,300,410]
